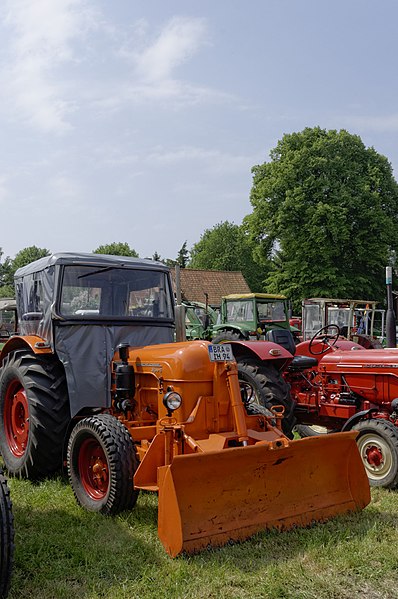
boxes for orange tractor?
[0,254,370,557]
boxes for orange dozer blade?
[157,431,370,557]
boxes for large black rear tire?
[237,358,295,438]
[0,470,14,598]
[67,414,139,515]
[0,350,69,478]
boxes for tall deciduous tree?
[12,246,51,271]
[189,221,267,290]
[93,242,138,257]
[245,127,398,306]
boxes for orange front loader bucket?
[157,431,370,557]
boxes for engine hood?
[320,347,398,370]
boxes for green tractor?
[211,293,297,343]
[183,300,218,340]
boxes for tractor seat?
[288,355,318,371]
[265,328,318,371]
[265,328,297,355]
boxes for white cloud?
[133,16,207,83]
[1,0,95,132]
[97,15,234,108]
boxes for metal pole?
[386,266,396,348]
[174,265,186,342]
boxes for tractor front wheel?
[0,350,69,478]
[0,470,14,598]
[238,359,295,438]
[67,414,139,515]
[353,419,398,489]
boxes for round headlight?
[163,391,182,412]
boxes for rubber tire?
[0,470,14,599]
[352,419,398,489]
[294,424,333,438]
[212,330,242,343]
[0,350,70,479]
[237,358,296,438]
[67,414,139,515]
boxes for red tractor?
[264,325,398,489]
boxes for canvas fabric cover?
[14,253,174,416]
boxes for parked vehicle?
[212,293,299,343]
[183,300,218,340]
[264,325,398,488]
[302,298,385,349]
[0,253,370,556]
[0,300,17,349]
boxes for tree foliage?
[245,127,398,306]
[93,242,138,257]
[189,221,267,290]
[0,249,13,298]
[12,246,51,272]
[177,241,189,268]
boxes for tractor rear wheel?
[353,419,398,489]
[0,350,69,478]
[0,470,14,598]
[238,358,295,438]
[212,330,242,343]
[67,414,139,515]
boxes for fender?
[341,408,379,431]
[0,335,52,363]
[227,340,293,371]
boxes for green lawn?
[6,477,398,599]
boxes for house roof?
[171,269,251,306]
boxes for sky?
[1,0,398,262]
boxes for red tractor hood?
[320,348,398,371]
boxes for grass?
[5,477,398,599]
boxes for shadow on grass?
[9,480,161,599]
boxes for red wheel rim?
[4,379,30,457]
[365,445,383,467]
[78,438,109,500]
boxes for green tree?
[12,246,51,272]
[0,249,14,298]
[177,241,189,268]
[189,221,267,290]
[93,242,138,257]
[152,251,162,262]
[245,127,398,307]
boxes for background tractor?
[0,253,370,556]
[301,298,385,349]
[0,300,17,350]
[263,325,398,489]
[182,300,217,340]
[211,293,299,343]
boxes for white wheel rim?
[357,433,392,481]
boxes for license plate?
[208,343,234,362]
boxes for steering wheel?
[309,324,341,355]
